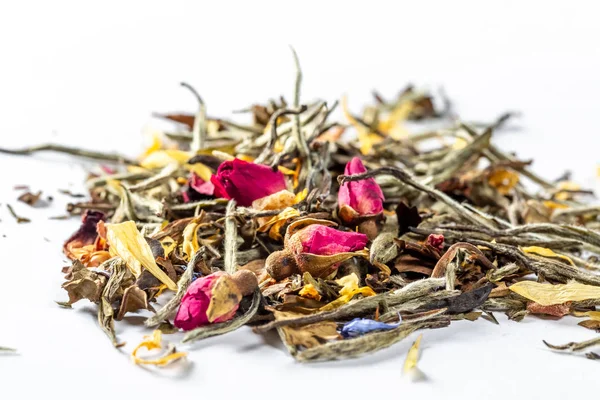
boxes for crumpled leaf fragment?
[521,246,575,266]
[131,330,187,367]
[275,313,339,349]
[61,260,107,305]
[98,258,130,347]
[116,285,149,320]
[509,280,600,306]
[106,221,177,291]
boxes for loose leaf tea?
[5,50,600,370]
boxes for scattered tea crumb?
[49,215,70,220]
[18,191,43,206]
[58,189,86,198]
[6,204,30,223]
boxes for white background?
[1,1,600,398]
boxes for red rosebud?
[338,157,384,222]
[210,158,287,206]
[266,223,368,280]
[174,271,238,331]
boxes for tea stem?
[181,82,207,152]
[0,144,137,164]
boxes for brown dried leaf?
[17,191,42,206]
[578,319,600,331]
[116,285,149,320]
[280,321,340,349]
[61,260,107,305]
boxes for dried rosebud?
[266,224,368,280]
[210,158,287,206]
[338,157,384,223]
[174,271,239,331]
[183,172,215,202]
[427,234,445,252]
[63,210,106,260]
[289,224,368,256]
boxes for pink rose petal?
[292,224,368,256]
[211,158,287,206]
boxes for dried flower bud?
[338,157,384,223]
[211,158,287,206]
[174,271,239,331]
[266,224,368,280]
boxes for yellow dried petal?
[403,334,423,374]
[140,149,191,169]
[488,169,519,195]
[141,132,162,158]
[160,236,177,258]
[335,273,359,296]
[542,201,570,210]
[320,286,376,311]
[299,284,322,301]
[206,275,243,323]
[521,246,574,266]
[573,310,600,320]
[452,137,468,150]
[342,96,381,155]
[106,221,177,291]
[509,281,600,306]
[257,207,300,241]
[556,181,581,201]
[185,162,212,182]
[378,101,413,139]
[131,330,187,367]
[182,221,200,261]
[295,188,308,203]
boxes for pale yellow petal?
[106,221,177,291]
[509,281,600,306]
[521,246,574,266]
[403,334,423,374]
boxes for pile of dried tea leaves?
[4,53,600,366]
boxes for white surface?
[1,1,600,398]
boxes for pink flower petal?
[293,225,368,256]
[211,159,287,206]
